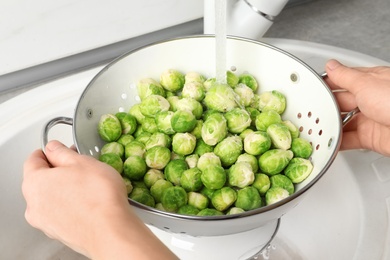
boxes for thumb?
[45,140,79,167]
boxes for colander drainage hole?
[230,65,237,71]
[328,138,333,148]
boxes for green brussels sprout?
[236,153,259,173]
[188,191,209,210]
[171,110,197,133]
[291,138,313,159]
[234,83,254,107]
[243,131,272,156]
[145,132,171,150]
[155,111,175,135]
[197,152,222,172]
[203,84,238,112]
[178,205,200,216]
[224,108,251,134]
[235,186,262,211]
[143,169,165,188]
[228,161,255,188]
[201,112,227,146]
[284,158,313,183]
[258,149,294,176]
[185,154,199,169]
[197,208,223,216]
[160,69,185,92]
[123,155,147,180]
[122,177,133,194]
[155,203,166,211]
[98,114,122,142]
[211,187,237,211]
[129,187,155,208]
[182,81,205,101]
[128,103,146,124]
[139,94,170,117]
[115,112,138,135]
[166,95,180,112]
[270,174,294,195]
[252,173,270,196]
[141,117,158,134]
[101,142,124,158]
[226,207,245,215]
[132,180,148,189]
[117,134,135,147]
[200,186,215,200]
[171,152,185,160]
[99,153,123,173]
[190,120,203,139]
[267,123,292,150]
[255,110,282,132]
[203,77,217,91]
[161,186,188,212]
[256,90,286,114]
[282,120,300,139]
[180,167,203,192]
[150,179,173,203]
[238,73,258,91]
[172,133,196,156]
[134,132,152,145]
[200,164,226,190]
[136,78,166,101]
[185,71,206,84]
[176,98,203,119]
[124,140,146,159]
[193,139,214,156]
[214,135,243,167]
[226,70,239,87]
[145,146,171,170]
[164,159,189,186]
[202,109,220,121]
[246,106,261,128]
[265,187,289,205]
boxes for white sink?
[1,39,389,259]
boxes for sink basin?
[1,39,389,259]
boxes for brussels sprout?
[255,110,282,132]
[185,154,199,169]
[226,70,239,87]
[188,191,209,210]
[203,84,238,112]
[136,78,166,100]
[224,108,251,134]
[252,173,270,196]
[122,177,133,194]
[180,167,203,192]
[160,69,185,92]
[117,134,135,147]
[166,95,180,112]
[235,186,262,211]
[243,131,272,156]
[176,98,203,119]
[190,120,203,139]
[135,132,152,145]
[139,95,170,117]
[270,174,294,195]
[226,207,245,215]
[145,132,171,150]
[246,106,261,128]
[228,161,255,188]
[256,90,286,114]
[193,139,214,156]
[267,123,292,150]
[178,205,200,216]
[214,135,243,167]
[197,208,223,216]
[123,155,147,180]
[200,186,215,200]
[143,169,165,188]
[161,186,188,212]
[98,114,122,142]
[202,109,220,121]
[203,77,217,91]
[265,187,289,205]
[132,180,148,189]
[99,153,123,174]
[197,152,222,172]
[236,153,259,173]
[291,137,313,159]
[284,158,313,183]
[164,159,189,186]
[172,133,196,156]
[124,140,146,159]
[155,111,175,135]
[171,152,185,160]
[155,203,166,211]
[115,112,138,135]
[258,149,294,176]
[128,103,146,124]
[211,187,238,211]
[282,120,300,139]
[182,81,205,101]
[145,146,171,170]
[201,112,227,146]
[234,83,254,107]
[150,179,173,203]
[129,187,155,208]
[238,73,258,91]
[171,110,197,133]
[101,142,124,158]
[239,128,254,140]
[201,164,226,190]
[141,117,158,134]
[185,71,206,84]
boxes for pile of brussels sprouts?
[97,69,314,216]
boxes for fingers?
[23,149,50,176]
[44,140,80,167]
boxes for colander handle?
[41,116,73,154]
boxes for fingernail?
[46,140,63,152]
[326,59,341,71]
